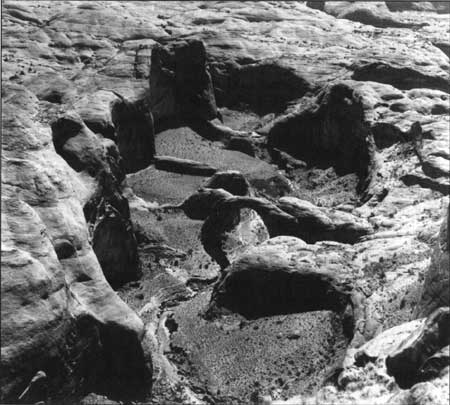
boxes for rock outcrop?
[51,112,124,180]
[225,61,314,115]
[204,170,251,196]
[206,237,355,333]
[111,97,155,173]
[386,1,450,13]
[83,171,140,288]
[2,1,449,403]
[415,206,450,318]
[150,39,218,126]
[352,62,449,93]
[386,307,450,388]
[265,83,374,183]
[180,186,372,268]
[74,90,156,173]
[277,197,373,244]
[1,84,151,402]
[312,2,427,29]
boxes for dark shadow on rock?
[83,171,139,288]
[208,262,352,320]
[111,97,155,174]
[352,62,449,93]
[386,307,450,388]
[204,171,251,196]
[204,240,357,341]
[150,39,218,125]
[225,62,314,115]
[266,83,374,191]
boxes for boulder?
[81,393,119,405]
[306,315,450,405]
[386,307,450,388]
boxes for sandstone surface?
[1,1,449,404]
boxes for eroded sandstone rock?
[415,206,450,317]
[352,62,449,93]
[1,84,151,403]
[74,90,155,173]
[266,83,374,183]
[51,112,125,182]
[111,96,155,173]
[318,2,427,29]
[204,171,251,196]
[84,171,139,288]
[386,307,450,388]
[193,190,372,268]
[206,236,356,338]
[150,39,218,125]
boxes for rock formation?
[178,187,373,268]
[84,170,140,288]
[74,90,156,173]
[150,39,218,126]
[415,207,450,317]
[206,237,356,336]
[264,83,374,184]
[1,84,151,403]
[386,307,450,388]
[1,1,449,404]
